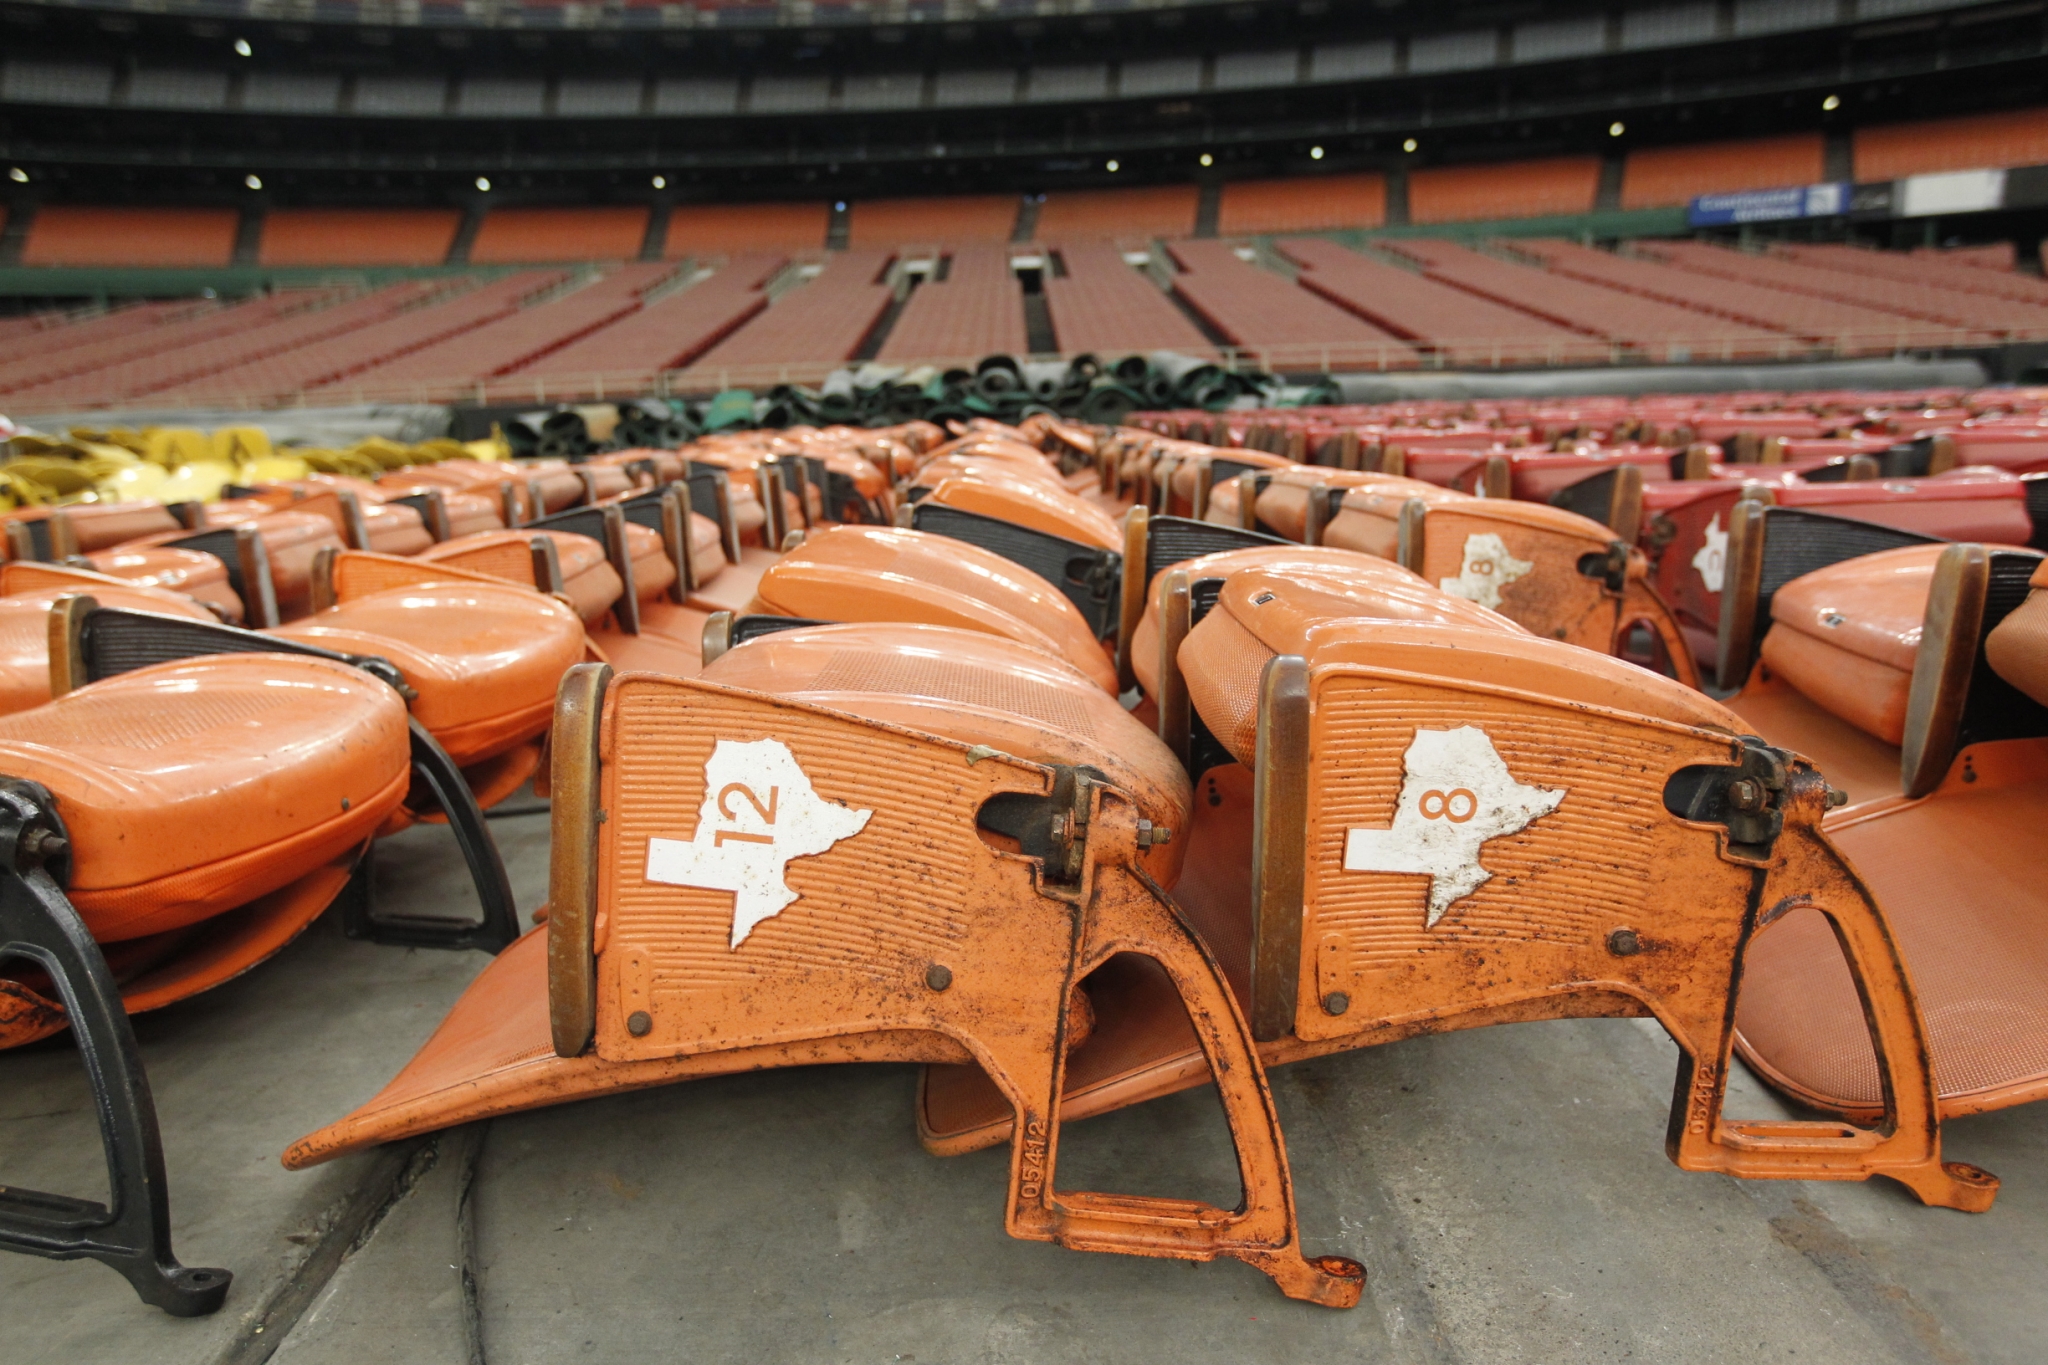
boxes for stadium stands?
[664,202,829,256]
[22,207,240,267]
[1382,239,1789,361]
[1646,239,2048,337]
[1620,134,1824,209]
[875,245,1028,361]
[1279,237,1604,366]
[0,289,317,393]
[163,271,568,405]
[1035,186,1199,242]
[0,280,452,409]
[686,251,892,377]
[1165,239,1411,367]
[1216,174,1387,235]
[1406,157,1600,224]
[849,196,1018,247]
[312,263,675,397]
[1041,241,1213,356]
[1781,243,2048,307]
[468,207,649,264]
[1855,107,2048,181]
[258,210,463,267]
[532,254,787,384]
[1514,238,1987,353]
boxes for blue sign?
[1688,182,1848,226]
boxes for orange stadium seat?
[469,207,650,264]
[1035,185,1199,241]
[258,209,463,266]
[1217,174,1387,235]
[1856,107,2048,181]
[1620,134,1825,209]
[664,202,829,256]
[1407,157,1600,225]
[21,208,239,267]
[848,195,1018,246]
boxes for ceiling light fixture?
[1823,93,1841,111]
[233,37,252,56]
[1106,159,1119,172]
[1403,138,1418,153]
[244,174,262,189]
[475,177,491,191]
[1199,153,1213,167]
[1310,145,1325,159]
[7,167,26,184]
[651,174,666,189]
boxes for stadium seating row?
[13,234,2048,409]
[10,106,2048,268]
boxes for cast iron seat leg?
[0,781,230,1316]
[343,722,521,954]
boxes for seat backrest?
[1904,544,2048,795]
[1714,502,1938,690]
[1985,560,2048,707]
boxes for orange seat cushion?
[0,656,410,941]
[0,583,220,715]
[1760,544,1944,745]
[420,529,623,625]
[82,546,244,622]
[269,584,586,765]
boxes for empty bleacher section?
[529,255,787,386]
[258,209,463,266]
[875,245,1028,361]
[161,271,567,405]
[1406,157,1599,224]
[467,207,649,263]
[1035,186,1198,242]
[1645,239,2048,337]
[664,203,826,256]
[1279,237,1603,366]
[309,263,674,397]
[1041,241,1212,356]
[1779,243,2048,307]
[1217,174,1386,235]
[1620,135,1824,209]
[849,196,1017,247]
[1381,239,1786,361]
[1511,238,1984,353]
[21,207,240,267]
[1855,107,2048,181]
[0,290,316,393]
[686,252,892,378]
[1166,239,1411,368]
[2,280,450,409]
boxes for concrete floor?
[4,803,2044,1365]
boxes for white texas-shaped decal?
[1343,726,1566,928]
[1439,532,1534,611]
[645,737,873,948]
[1692,512,1728,594]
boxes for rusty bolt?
[626,1010,652,1037]
[1135,821,1174,847]
[1727,777,1766,812]
[1826,786,1850,808]
[1323,991,1350,1016]
[17,828,65,864]
[1607,928,1642,957]
[926,963,954,992]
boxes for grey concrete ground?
[4,802,2043,1365]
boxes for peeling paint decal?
[645,737,873,948]
[1693,513,1728,595]
[1343,726,1566,928]
[1439,532,1534,611]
